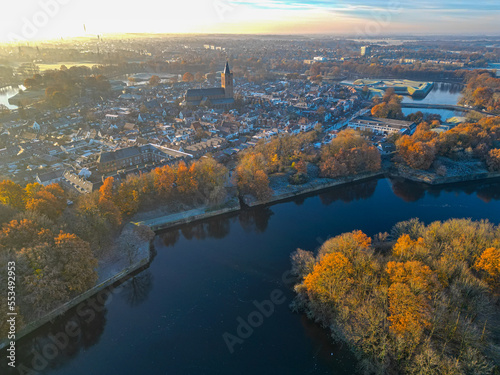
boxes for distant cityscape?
[0,36,498,192]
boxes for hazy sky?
[2,0,500,42]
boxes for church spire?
[221,61,233,99]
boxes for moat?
[2,177,500,375]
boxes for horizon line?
[2,31,500,46]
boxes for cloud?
[224,0,500,34]
[1,0,499,41]
[229,0,500,11]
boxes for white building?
[348,116,415,135]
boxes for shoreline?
[244,171,385,207]
[3,168,500,350]
[390,169,500,186]
[0,225,152,351]
[133,197,242,232]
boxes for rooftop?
[352,116,415,130]
[185,88,225,99]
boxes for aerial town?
[1,28,500,375]
[2,35,497,194]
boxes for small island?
[291,218,500,374]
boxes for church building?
[183,62,235,109]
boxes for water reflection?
[158,177,500,248]
[1,298,108,375]
[121,270,154,307]
[299,314,357,372]
[161,229,180,247]
[437,82,463,95]
[389,177,500,203]
[158,208,275,247]
[402,82,463,106]
[389,179,426,202]
[177,217,232,240]
[0,264,156,375]
[207,217,233,238]
[477,182,500,203]
[160,217,232,246]
[318,179,378,205]
[3,177,500,375]
[238,207,273,233]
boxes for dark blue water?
[3,177,500,375]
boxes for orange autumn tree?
[411,122,438,143]
[392,234,428,261]
[235,152,272,200]
[292,219,500,374]
[252,170,272,200]
[19,232,97,316]
[153,165,176,198]
[396,135,437,170]
[182,72,194,82]
[25,183,67,220]
[193,156,228,204]
[487,149,500,172]
[474,247,500,287]
[386,261,438,294]
[176,161,198,198]
[25,182,43,199]
[52,232,98,292]
[0,219,54,251]
[99,177,114,204]
[371,89,404,119]
[318,230,371,259]
[115,175,143,216]
[26,190,62,220]
[294,160,308,175]
[0,180,68,220]
[302,252,354,303]
[98,177,121,226]
[0,217,98,320]
[320,145,381,178]
[459,72,500,113]
[387,282,431,342]
[0,180,26,210]
[320,129,381,178]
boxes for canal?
[401,82,465,121]
[0,85,24,110]
[2,177,500,375]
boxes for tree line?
[234,129,382,201]
[23,65,112,108]
[235,131,319,200]
[0,156,228,336]
[371,89,404,120]
[395,116,500,171]
[320,129,381,178]
[0,182,98,334]
[459,71,500,114]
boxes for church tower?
[221,61,233,99]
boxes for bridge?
[400,103,495,116]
